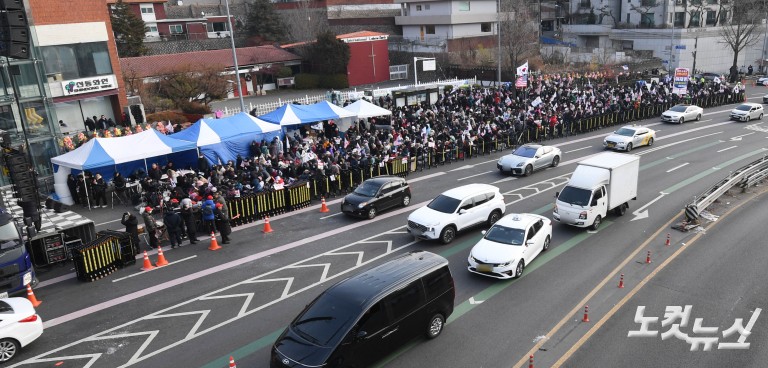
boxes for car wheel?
[0,338,19,363]
[614,203,627,216]
[524,164,533,177]
[487,210,501,227]
[542,235,550,251]
[647,137,654,147]
[426,313,445,339]
[366,207,377,219]
[439,226,456,244]
[679,117,684,124]
[760,113,764,120]
[514,260,525,278]
[551,155,560,167]
[625,143,633,152]
[696,114,701,121]
[590,215,602,231]
[402,195,411,207]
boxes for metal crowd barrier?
[70,234,122,282]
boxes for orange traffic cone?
[155,246,169,266]
[229,356,237,368]
[140,250,155,271]
[208,232,222,251]
[26,284,41,307]
[320,197,330,213]
[262,216,274,233]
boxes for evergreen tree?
[245,0,287,43]
[111,0,148,57]
[310,30,350,75]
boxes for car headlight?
[497,158,503,165]
[500,259,514,267]
[358,202,368,208]
[23,271,32,286]
[617,142,625,146]
[553,204,558,214]
[516,162,524,167]
[579,211,588,219]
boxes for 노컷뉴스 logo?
[628,305,762,351]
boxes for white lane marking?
[637,131,723,155]
[693,119,713,124]
[717,146,738,153]
[730,132,755,140]
[656,121,731,140]
[409,171,446,182]
[492,177,518,184]
[319,212,343,219]
[96,218,121,226]
[666,163,689,173]
[565,146,592,153]
[458,170,494,181]
[37,273,77,289]
[111,256,198,282]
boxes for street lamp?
[224,0,246,113]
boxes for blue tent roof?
[258,104,306,126]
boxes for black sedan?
[341,176,411,219]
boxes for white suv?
[407,184,506,244]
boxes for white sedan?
[661,104,703,124]
[0,297,43,363]
[467,213,552,279]
[497,144,562,176]
[757,77,768,86]
[603,125,656,152]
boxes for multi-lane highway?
[10,95,768,368]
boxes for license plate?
[477,264,493,272]
[0,292,7,299]
[607,143,615,148]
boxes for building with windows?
[563,0,761,73]
[394,0,501,52]
[107,0,236,42]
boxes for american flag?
[515,62,529,88]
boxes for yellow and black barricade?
[71,234,121,282]
[285,181,312,211]
[391,157,409,177]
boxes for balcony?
[562,24,612,35]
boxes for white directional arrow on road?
[449,165,475,172]
[469,297,484,305]
[631,192,668,221]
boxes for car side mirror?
[526,239,533,246]
[481,230,487,235]
[555,191,560,198]
[534,155,540,159]
[356,330,368,339]
[459,209,467,215]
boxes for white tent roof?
[343,99,393,119]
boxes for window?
[706,11,717,25]
[690,11,701,26]
[640,13,654,27]
[42,42,114,80]
[719,10,728,23]
[674,12,685,26]
[384,281,423,319]
[458,1,470,11]
[425,4,430,9]
[425,25,435,34]
[472,194,489,206]
[416,4,422,11]
[140,4,154,14]
[207,22,229,33]
[422,267,452,300]
[357,302,388,335]
[147,25,158,33]
[169,24,184,34]
[459,198,473,211]
[626,13,631,23]
[481,22,492,32]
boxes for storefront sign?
[672,68,689,96]
[342,35,388,43]
[61,75,117,96]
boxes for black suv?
[271,251,455,368]
[341,176,411,219]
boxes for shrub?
[320,74,349,89]
[276,66,292,78]
[179,101,211,114]
[295,73,321,89]
[146,111,187,125]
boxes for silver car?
[661,104,703,124]
[497,144,562,176]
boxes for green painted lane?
[200,329,283,368]
[663,148,768,193]
[640,140,723,171]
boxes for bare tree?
[596,5,619,26]
[684,0,706,28]
[499,0,539,73]
[279,0,329,43]
[154,64,231,108]
[719,0,764,73]
[630,0,660,27]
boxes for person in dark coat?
[121,212,140,254]
[113,172,127,204]
[142,207,159,249]
[180,202,200,244]
[98,115,108,130]
[67,174,79,205]
[198,154,210,174]
[163,209,183,248]
[84,117,96,132]
[214,202,233,244]
[148,163,162,181]
[76,175,88,207]
[91,173,107,208]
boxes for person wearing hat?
[92,173,108,208]
[142,207,159,249]
[214,203,231,244]
[201,195,217,234]
[180,200,200,245]
[121,212,140,254]
[163,206,183,248]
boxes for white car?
[407,184,505,244]
[660,104,703,124]
[0,297,43,363]
[729,103,764,121]
[763,93,768,104]
[467,213,552,279]
[497,144,562,176]
[757,77,768,86]
[603,125,656,152]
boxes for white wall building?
[563,0,764,74]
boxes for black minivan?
[271,251,455,368]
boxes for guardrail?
[686,154,768,221]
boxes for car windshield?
[512,146,537,158]
[558,186,592,207]
[735,105,752,111]
[353,181,381,197]
[484,225,525,245]
[291,292,357,347]
[615,128,636,137]
[0,222,20,251]
[669,106,687,112]
[427,195,461,213]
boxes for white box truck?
[553,152,640,230]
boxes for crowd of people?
[74,69,745,251]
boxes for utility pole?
[224,0,245,113]
[691,36,698,74]
[668,7,675,73]
[762,0,768,73]
[497,0,502,87]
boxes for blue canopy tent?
[50,129,197,206]
[171,112,282,165]
[257,104,308,126]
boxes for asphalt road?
[9,92,768,368]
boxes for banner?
[515,62,529,88]
[672,68,689,96]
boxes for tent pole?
[144,158,148,174]
[82,171,91,211]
